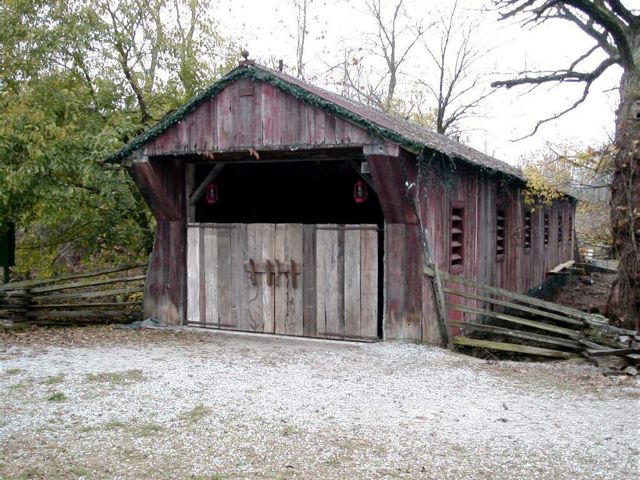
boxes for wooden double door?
[186,223,378,341]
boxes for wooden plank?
[197,228,206,326]
[448,303,583,339]
[425,266,599,323]
[360,227,378,339]
[246,224,275,333]
[203,228,218,326]
[549,260,575,274]
[186,227,201,324]
[0,265,145,291]
[303,225,317,337]
[453,336,579,359]
[217,227,233,329]
[29,287,145,302]
[316,226,341,336]
[584,347,636,357]
[447,320,581,350]
[143,221,186,325]
[344,228,361,338]
[29,275,146,294]
[385,224,405,339]
[28,310,140,319]
[275,224,304,336]
[231,224,249,331]
[32,302,142,309]
[403,225,422,341]
[441,288,583,326]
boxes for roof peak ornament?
[239,49,255,67]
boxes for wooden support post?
[347,160,378,194]
[189,163,225,205]
[364,142,452,348]
[128,155,182,221]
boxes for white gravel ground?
[0,327,638,479]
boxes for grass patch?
[180,404,211,424]
[102,420,128,430]
[85,369,145,386]
[69,465,91,477]
[7,380,32,392]
[4,368,24,375]
[281,424,302,437]
[189,475,231,480]
[17,467,43,479]
[138,423,163,437]
[47,391,67,402]
[43,374,65,386]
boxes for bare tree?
[293,0,309,79]
[415,1,494,136]
[491,0,639,330]
[338,0,423,112]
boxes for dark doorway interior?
[194,161,384,225]
[193,159,385,339]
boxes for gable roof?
[108,63,524,181]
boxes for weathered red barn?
[110,61,576,344]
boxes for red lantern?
[206,183,218,204]
[354,180,368,204]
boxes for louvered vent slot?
[558,213,563,243]
[451,206,464,268]
[524,211,532,250]
[568,215,573,242]
[496,208,506,258]
[544,213,550,246]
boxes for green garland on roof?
[107,65,426,163]
[106,65,523,186]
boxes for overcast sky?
[216,0,622,165]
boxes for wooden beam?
[189,163,225,205]
[30,275,146,294]
[30,287,145,302]
[447,320,581,350]
[129,157,182,221]
[447,303,583,339]
[347,160,378,194]
[0,265,144,291]
[31,302,142,309]
[425,265,601,324]
[548,260,575,274]
[584,347,637,357]
[441,287,583,326]
[453,336,579,359]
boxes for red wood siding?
[143,79,375,156]
[415,161,577,342]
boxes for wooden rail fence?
[425,266,639,374]
[0,265,145,326]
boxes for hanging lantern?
[354,180,368,204]
[205,183,218,204]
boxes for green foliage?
[520,143,613,245]
[47,391,67,401]
[0,0,236,277]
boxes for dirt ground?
[553,272,616,316]
[0,326,638,480]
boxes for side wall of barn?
[416,154,577,343]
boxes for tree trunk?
[607,65,640,332]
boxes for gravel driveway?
[0,326,638,479]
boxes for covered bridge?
[110,60,576,344]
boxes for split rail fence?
[0,265,145,326]
[425,265,639,374]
